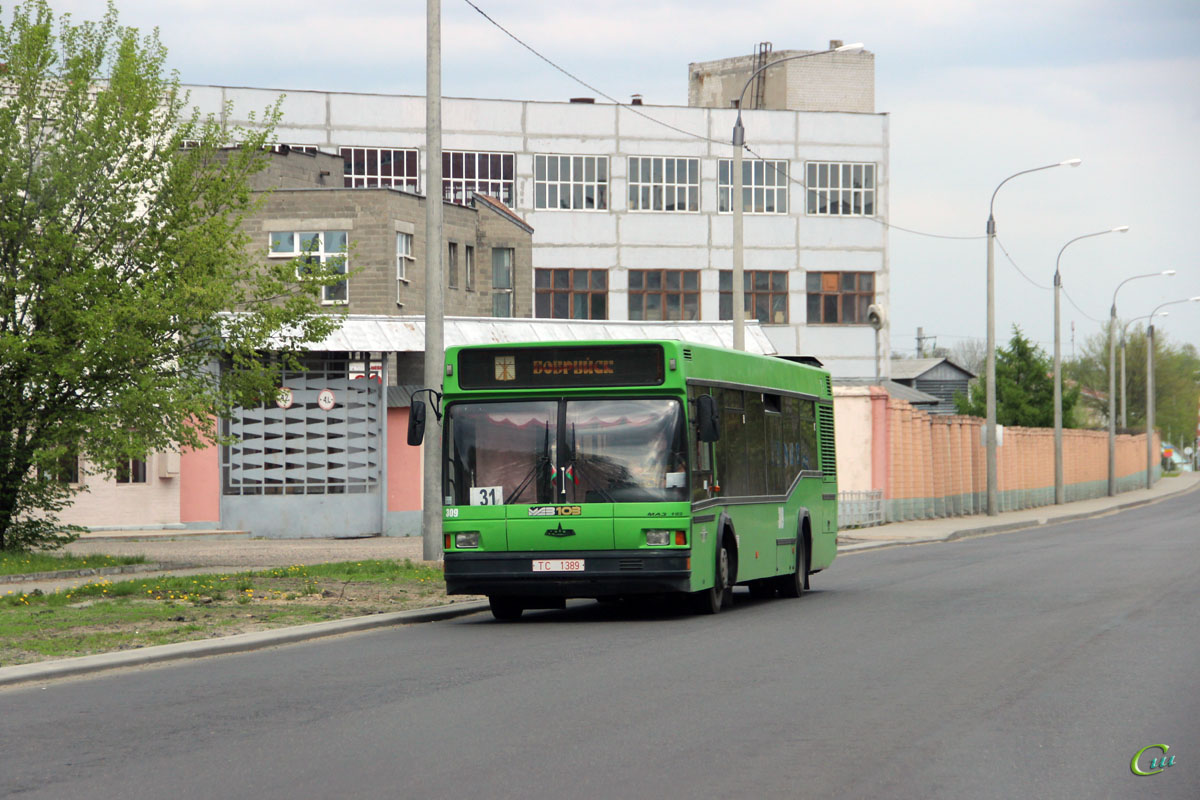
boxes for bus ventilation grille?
[682,348,693,360]
[817,403,837,481]
[619,559,645,571]
[825,375,832,395]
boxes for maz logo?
[1131,744,1176,776]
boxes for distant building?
[182,40,890,378]
[888,358,976,415]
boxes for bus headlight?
[645,530,671,546]
[455,532,480,548]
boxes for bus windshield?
[446,398,687,506]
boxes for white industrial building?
[184,43,889,377]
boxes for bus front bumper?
[444,550,692,598]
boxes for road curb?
[0,599,489,688]
[0,562,195,586]
[945,478,1200,542]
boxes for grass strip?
[0,551,148,577]
[1,559,448,666]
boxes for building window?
[492,248,514,317]
[444,151,515,207]
[806,162,875,216]
[269,231,348,305]
[535,269,608,319]
[628,157,699,212]
[465,245,475,290]
[718,159,789,213]
[628,269,700,320]
[343,147,419,190]
[806,271,875,323]
[396,232,413,303]
[719,270,788,323]
[38,449,79,485]
[447,243,458,289]
[115,457,146,484]
[534,155,609,210]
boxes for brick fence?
[835,387,1162,523]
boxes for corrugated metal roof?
[889,357,975,380]
[295,315,778,355]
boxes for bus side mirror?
[407,400,426,446]
[696,394,720,442]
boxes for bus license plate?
[532,559,585,572]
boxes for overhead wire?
[463,0,988,244]
[461,0,728,147]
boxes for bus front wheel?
[489,596,524,620]
[693,541,733,614]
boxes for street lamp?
[1145,295,1200,489]
[985,159,1081,515]
[1108,270,1176,495]
[730,42,864,350]
[1053,226,1127,504]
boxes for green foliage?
[955,326,1080,427]
[1066,323,1200,443]
[0,549,145,575]
[0,2,342,550]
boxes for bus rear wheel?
[489,596,524,620]
[693,541,732,614]
[777,537,807,599]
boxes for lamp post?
[1107,271,1175,496]
[1053,226,1127,504]
[985,159,1081,515]
[730,42,864,350]
[1121,312,1161,430]
[1145,296,1200,489]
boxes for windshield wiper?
[505,421,552,504]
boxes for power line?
[461,0,729,147]
[465,1,989,245]
[743,144,984,241]
[1061,287,1106,324]
[993,235,1052,291]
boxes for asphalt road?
[2,491,1196,800]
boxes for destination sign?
[458,344,665,389]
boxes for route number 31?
[470,486,503,506]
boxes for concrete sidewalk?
[3,472,1197,688]
[838,471,1200,551]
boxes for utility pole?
[422,0,445,561]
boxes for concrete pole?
[1053,226,1127,505]
[1107,305,1117,496]
[985,219,998,515]
[985,160,1081,516]
[1146,323,1155,490]
[1053,271,1063,503]
[1120,332,1127,429]
[732,117,745,351]
[422,0,445,561]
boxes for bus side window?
[718,388,748,497]
[689,387,714,501]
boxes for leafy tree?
[955,326,1079,427]
[1067,323,1200,443]
[0,1,341,550]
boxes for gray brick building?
[244,147,533,321]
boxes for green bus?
[407,340,838,619]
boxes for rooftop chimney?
[829,39,843,49]
[631,94,643,106]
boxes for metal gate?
[220,355,384,537]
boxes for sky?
[45,0,1200,360]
